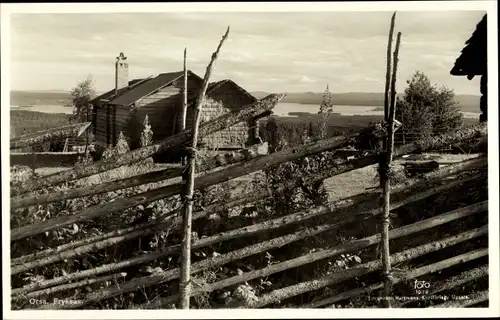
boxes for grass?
[323,165,380,201]
[322,153,481,202]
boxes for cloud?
[298,75,316,83]
[222,51,255,63]
[9,11,485,95]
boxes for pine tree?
[115,132,130,154]
[318,84,334,139]
[139,115,155,169]
[140,115,154,147]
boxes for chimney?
[115,52,129,94]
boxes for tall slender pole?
[380,31,402,308]
[178,26,230,309]
[181,48,188,133]
[181,48,188,165]
[380,12,396,186]
[384,12,396,122]
[375,10,396,272]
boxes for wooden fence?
[9,13,490,310]
[9,109,489,309]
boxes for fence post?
[380,11,396,185]
[380,31,402,308]
[384,12,396,121]
[179,26,230,309]
[180,47,188,166]
[376,10,396,298]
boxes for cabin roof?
[206,79,258,107]
[110,71,203,106]
[89,85,131,106]
[450,14,487,79]
[91,72,257,109]
[90,70,203,107]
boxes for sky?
[9,10,486,94]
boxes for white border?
[0,1,496,13]
[1,1,498,319]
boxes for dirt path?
[324,153,481,201]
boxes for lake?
[274,102,384,117]
[10,102,480,119]
[11,104,73,114]
[273,102,479,119]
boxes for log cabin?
[450,14,487,122]
[90,53,263,160]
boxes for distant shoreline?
[251,91,481,113]
[10,89,481,115]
